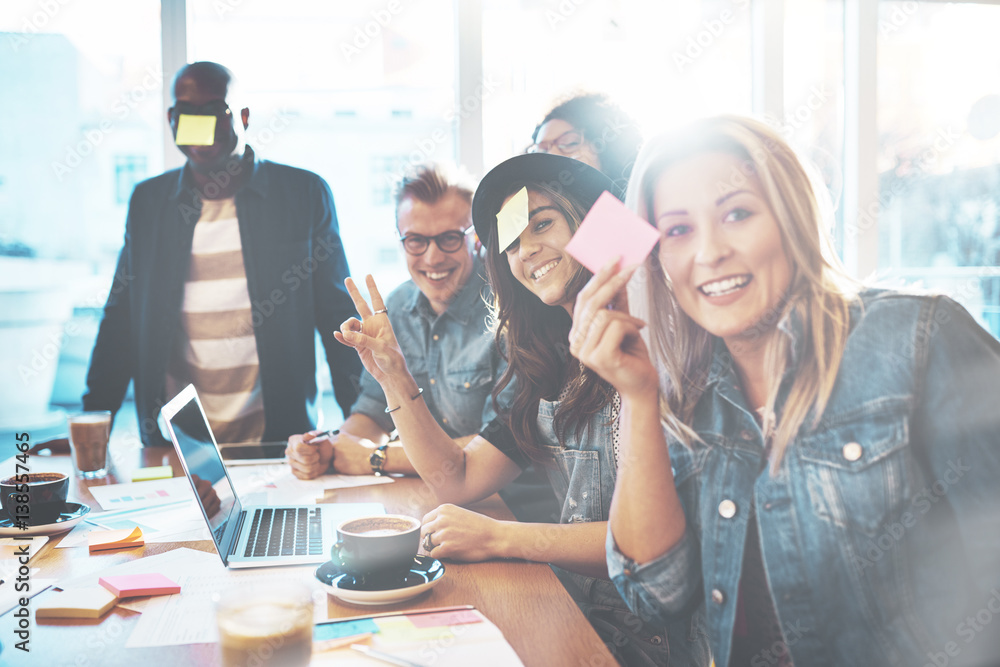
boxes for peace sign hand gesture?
[335,275,410,385]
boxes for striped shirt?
[166,197,265,443]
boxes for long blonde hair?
[627,116,858,471]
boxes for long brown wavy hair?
[483,182,615,464]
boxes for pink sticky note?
[99,573,181,598]
[564,191,660,273]
[407,609,482,628]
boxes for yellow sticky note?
[496,186,530,253]
[131,466,173,482]
[374,616,455,644]
[88,526,144,553]
[175,113,217,146]
[36,586,118,619]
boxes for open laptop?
[161,384,380,568]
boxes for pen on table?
[350,644,429,667]
[313,632,373,653]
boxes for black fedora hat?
[472,153,623,250]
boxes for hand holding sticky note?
[174,114,217,146]
[564,191,660,273]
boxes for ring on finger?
[373,308,388,316]
[422,532,435,551]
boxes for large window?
[187,0,458,294]
[0,0,163,263]
[482,0,754,168]
[877,1,1000,337]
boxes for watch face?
[369,447,387,474]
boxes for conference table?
[3,440,616,666]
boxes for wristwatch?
[369,444,388,476]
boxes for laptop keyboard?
[243,507,323,558]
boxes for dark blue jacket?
[83,153,362,445]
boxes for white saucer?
[0,502,91,536]
[315,555,445,606]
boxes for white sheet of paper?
[0,571,56,616]
[125,565,325,648]
[56,546,221,591]
[0,535,49,562]
[227,465,393,506]
[89,477,193,512]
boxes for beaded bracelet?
[385,387,424,414]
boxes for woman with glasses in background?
[528,92,643,194]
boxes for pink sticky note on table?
[564,191,660,273]
[99,573,181,598]
[406,609,482,628]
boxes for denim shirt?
[351,257,502,436]
[488,395,711,666]
[607,290,1000,667]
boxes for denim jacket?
[491,395,711,666]
[607,290,1000,667]
[352,256,501,437]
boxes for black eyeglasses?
[168,100,232,122]
[527,130,585,156]
[399,227,475,256]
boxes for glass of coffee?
[67,411,112,479]
[216,582,314,667]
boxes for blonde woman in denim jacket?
[571,115,1000,667]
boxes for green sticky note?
[496,186,529,253]
[131,466,173,482]
[374,616,455,643]
[175,114,217,146]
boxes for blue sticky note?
[313,618,380,641]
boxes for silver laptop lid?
[161,384,243,566]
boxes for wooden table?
[2,443,616,666]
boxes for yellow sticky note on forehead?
[175,113,217,146]
[496,186,530,253]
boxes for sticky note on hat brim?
[175,113,217,146]
[564,191,660,273]
[131,465,173,482]
[88,526,144,553]
[36,586,118,619]
[496,186,530,253]
[99,573,180,598]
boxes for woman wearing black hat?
[335,153,709,666]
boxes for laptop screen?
[164,391,239,547]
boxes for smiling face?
[397,192,475,315]
[653,152,793,348]
[503,189,580,314]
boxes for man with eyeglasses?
[81,61,362,448]
[286,163,559,523]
